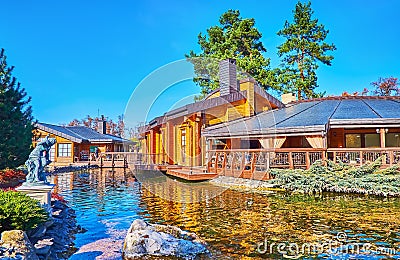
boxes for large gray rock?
[122,219,208,259]
[0,230,39,260]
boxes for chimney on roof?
[219,58,238,96]
[281,93,297,104]
[97,115,107,134]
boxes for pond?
[50,169,400,259]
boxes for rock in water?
[122,219,208,259]
[0,230,39,260]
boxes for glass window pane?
[345,134,361,148]
[58,143,72,157]
[365,134,380,148]
[386,133,400,147]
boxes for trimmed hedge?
[0,190,48,233]
[270,156,400,197]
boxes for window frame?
[58,143,72,157]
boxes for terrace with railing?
[99,147,400,180]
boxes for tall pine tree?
[0,48,33,169]
[186,10,276,99]
[277,1,336,99]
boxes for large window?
[386,133,400,147]
[345,133,380,148]
[58,143,72,157]
[345,134,362,148]
[365,134,380,147]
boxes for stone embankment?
[0,199,84,260]
[209,176,278,193]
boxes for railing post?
[288,152,294,169]
[214,152,218,174]
[359,151,363,166]
[222,152,227,176]
[231,152,236,177]
[251,153,256,179]
[390,151,394,166]
[305,152,310,169]
[241,153,245,172]
[207,152,211,173]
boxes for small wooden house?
[33,121,131,166]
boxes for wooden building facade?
[140,58,400,178]
[139,59,284,166]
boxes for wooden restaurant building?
[140,59,400,179]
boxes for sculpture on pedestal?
[25,135,57,184]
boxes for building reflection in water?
[50,170,400,259]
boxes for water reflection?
[135,170,227,203]
[51,170,400,259]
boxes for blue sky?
[2,0,400,126]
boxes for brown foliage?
[67,115,125,137]
[371,77,399,96]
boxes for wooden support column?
[380,128,386,148]
[380,128,387,165]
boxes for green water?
[51,170,400,259]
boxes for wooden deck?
[165,166,218,181]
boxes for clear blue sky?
[2,0,399,125]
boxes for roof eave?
[36,123,83,143]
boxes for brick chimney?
[97,115,107,134]
[281,93,297,104]
[219,58,238,96]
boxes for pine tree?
[186,10,275,99]
[277,1,336,99]
[0,48,33,169]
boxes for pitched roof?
[140,84,285,132]
[37,123,131,144]
[202,96,400,138]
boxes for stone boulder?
[122,219,208,259]
[0,230,39,260]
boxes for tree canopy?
[0,48,33,169]
[371,77,399,96]
[186,10,275,99]
[276,1,336,99]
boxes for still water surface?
[51,170,400,259]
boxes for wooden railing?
[205,148,400,179]
[98,148,400,176]
[206,148,326,179]
[327,148,400,166]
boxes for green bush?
[0,190,48,233]
[270,156,400,197]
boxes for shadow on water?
[51,169,400,259]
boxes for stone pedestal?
[16,184,55,207]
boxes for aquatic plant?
[270,156,400,196]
